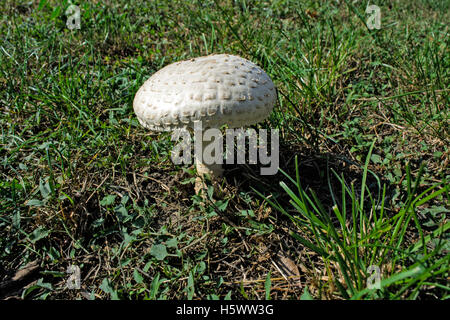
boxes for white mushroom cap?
[133,54,276,131]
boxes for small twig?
[179,232,209,252]
[223,275,302,286]
[271,259,288,281]
[135,173,171,194]
[85,174,110,204]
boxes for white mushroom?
[133,54,276,187]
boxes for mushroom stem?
[195,137,223,178]
[195,159,224,177]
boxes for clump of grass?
[260,142,449,299]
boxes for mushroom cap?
[133,54,276,131]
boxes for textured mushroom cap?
[133,54,276,131]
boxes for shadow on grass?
[223,141,394,223]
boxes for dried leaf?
[274,251,300,279]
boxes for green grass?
[0,0,448,300]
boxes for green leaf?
[29,227,50,243]
[36,278,53,291]
[433,151,443,158]
[121,258,131,267]
[99,278,119,300]
[216,200,229,211]
[207,185,214,199]
[149,272,161,300]
[166,238,178,248]
[39,179,51,199]
[265,271,271,300]
[187,271,195,300]
[143,261,152,273]
[47,246,60,261]
[50,6,61,19]
[381,266,424,288]
[92,218,104,228]
[300,287,314,300]
[133,269,143,284]
[115,205,129,222]
[27,199,44,207]
[150,244,168,261]
[12,211,21,229]
[371,154,382,164]
[100,195,116,206]
[38,0,47,11]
